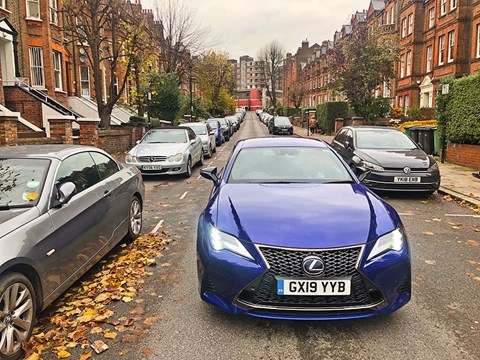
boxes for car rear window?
[228,147,353,184]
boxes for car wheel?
[212,145,217,153]
[183,158,192,178]
[207,146,212,158]
[125,195,142,241]
[198,152,204,166]
[0,272,36,360]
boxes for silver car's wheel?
[126,196,142,241]
[207,146,212,158]
[198,152,204,166]
[183,158,192,178]
[0,273,35,360]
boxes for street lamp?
[189,63,193,120]
[147,91,151,130]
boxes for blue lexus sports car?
[197,137,411,320]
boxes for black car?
[269,116,293,135]
[331,126,440,193]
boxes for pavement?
[293,125,480,207]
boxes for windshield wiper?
[0,203,35,210]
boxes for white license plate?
[277,278,351,296]
[142,165,162,170]
[394,176,421,183]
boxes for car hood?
[0,207,40,239]
[356,148,431,168]
[210,183,398,249]
[130,143,189,156]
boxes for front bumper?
[197,226,411,320]
[362,169,440,192]
[127,159,188,175]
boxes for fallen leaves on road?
[423,232,434,236]
[23,232,170,359]
[425,260,437,265]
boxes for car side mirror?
[345,140,353,151]
[200,167,220,185]
[358,170,371,182]
[210,131,215,136]
[56,182,76,205]
[190,139,196,144]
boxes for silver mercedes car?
[126,126,204,178]
[0,145,144,359]
[179,122,216,158]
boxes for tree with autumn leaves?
[194,51,235,116]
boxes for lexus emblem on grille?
[403,167,411,174]
[302,256,325,276]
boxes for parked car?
[126,126,204,178]
[0,145,144,359]
[331,126,440,193]
[205,119,225,145]
[197,137,411,320]
[180,122,216,158]
[217,118,231,141]
[269,116,294,135]
[225,116,239,132]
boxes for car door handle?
[103,190,113,198]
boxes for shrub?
[316,102,349,134]
[129,116,146,126]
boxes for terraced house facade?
[0,0,163,143]
[285,0,480,112]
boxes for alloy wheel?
[0,281,34,357]
[129,197,142,237]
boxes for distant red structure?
[235,90,262,111]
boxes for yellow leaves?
[423,232,434,236]
[143,316,163,326]
[122,296,133,303]
[79,352,92,360]
[104,332,118,339]
[25,354,41,360]
[56,350,71,359]
[95,293,110,303]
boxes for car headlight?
[367,228,405,261]
[125,154,137,163]
[208,225,254,260]
[428,162,439,172]
[168,153,184,162]
[361,160,385,172]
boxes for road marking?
[196,175,201,180]
[180,191,188,200]
[445,214,480,218]
[398,213,415,216]
[150,219,164,234]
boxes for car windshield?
[355,130,417,150]
[141,129,187,144]
[206,121,218,129]
[183,124,207,135]
[0,158,50,208]
[228,147,354,184]
[218,119,227,126]
[275,117,291,125]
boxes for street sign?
[442,84,450,95]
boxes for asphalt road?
[41,112,480,359]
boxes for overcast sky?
[144,0,369,60]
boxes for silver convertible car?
[0,145,144,359]
[126,126,204,178]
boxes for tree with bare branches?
[63,0,149,128]
[288,78,307,117]
[153,0,209,85]
[258,41,285,109]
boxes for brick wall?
[446,143,480,169]
[98,128,132,154]
[3,87,43,128]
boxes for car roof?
[149,126,187,131]
[179,122,206,127]
[345,126,403,132]
[237,137,328,149]
[0,144,102,160]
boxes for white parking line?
[398,213,415,216]
[445,214,480,218]
[150,219,164,234]
[180,191,188,200]
[196,175,201,180]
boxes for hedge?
[444,73,480,145]
[316,102,349,134]
[129,116,147,126]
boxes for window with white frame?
[426,45,433,72]
[390,7,395,24]
[408,14,413,35]
[0,0,5,9]
[441,0,447,16]
[402,18,407,37]
[428,8,435,29]
[53,51,62,90]
[400,54,405,78]
[448,31,455,62]
[405,95,410,109]
[399,96,404,108]
[406,51,412,76]
[27,0,40,19]
[383,81,391,98]
[477,25,480,58]
[438,35,445,65]
[29,47,45,87]
[50,0,58,24]
[80,66,90,97]
[450,0,457,11]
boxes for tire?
[212,145,217,153]
[198,152,204,166]
[125,195,142,241]
[207,146,212,158]
[183,158,192,178]
[0,272,36,360]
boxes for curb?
[438,186,480,207]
